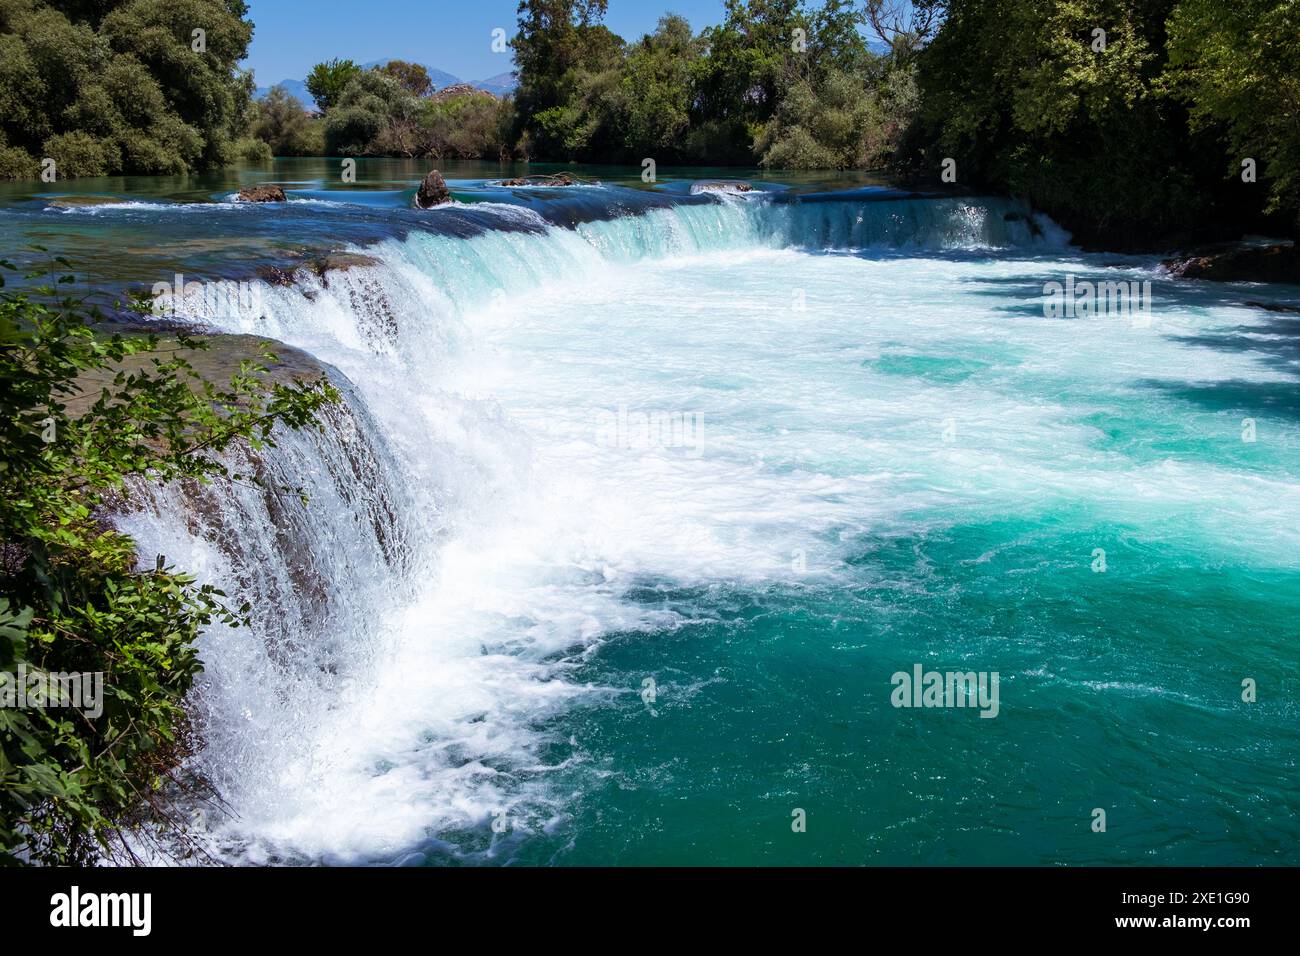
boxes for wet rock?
[66,334,329,419]
[414,170,451,209]
[257,265,298,286]
[309,252,381,275]
[1163,243,1300,283]
[1245,300,1300,314]
[499,172,579,187]
[254,253,382,289]
[46,195,130,209]
[237,184,286,203]
[691,180,754,194]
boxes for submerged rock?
[255,252,383,289]
[257,264,297,286]
[414,170,451,208]
[691,180,754,194]
[309,252,381,275]
[1245,300,1300,314]
[46,195,130,209]
[499,172,580,187]
[237,184,287,203]
[1163,243,1300,283]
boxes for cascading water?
[112,187,1300,866]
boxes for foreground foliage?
[0,257,338,864]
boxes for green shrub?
[233,135,272,162]
[0,257,338,864]
[0,143,36,179]
[0,0,256,180]
[40,131,117,179]
[323,100,385,156]
[250,86,322,156]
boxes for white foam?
[122,197,1300,863]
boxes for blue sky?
[245,0,729,86]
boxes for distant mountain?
[470,71,517,96]
[256,78,310,105]
[255,60,516,104]
[359,59,460,90]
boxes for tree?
[0,0,257,178]
[251,85,323,156]
[305,57,361,112]
[510,0,622,156]
[1164,0,1300,228]
[900,0,1259,247]
[323,70,406,155]
[864,0,944,61]
[694,0,809,128]
[757,67,877,168]
[619,15,702,159]
[375,59,434,98]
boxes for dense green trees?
[1,0,1295,243]
[1164,0,1300,229]
[495,0,1297,241]
[510,0,620,157]
[902,0,1299,244]
[505,0,913,168]
[0,0,257,179]
[311,66,513,160]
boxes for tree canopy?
[0,0,258,179]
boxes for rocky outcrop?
[237,184,286,203]
[67,333,329,418]
[414,170,451,208]
[431,83,490,102]
[309,252,381,276]
[258,252,383,287]
[499,172,583,187]
[1163,243,1300,283]
[690,181,754,194]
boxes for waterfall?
[115,192,1068,863]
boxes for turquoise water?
[7,160,1297,866]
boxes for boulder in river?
[690,181,754,195]
[237,184,286,203]
[1162,243,1300,283]
[414,170,451,208]
[498,172,580,187]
